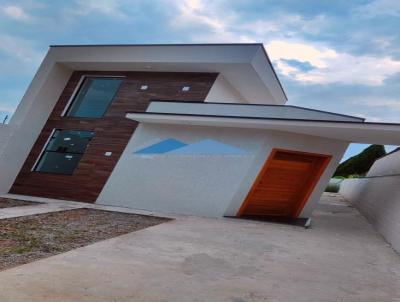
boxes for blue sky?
[0,0,399,160]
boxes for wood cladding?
[10,71,217,202]
[238,149,331,218]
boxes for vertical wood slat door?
[238,149,331,218]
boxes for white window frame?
[31,128,57,172]
[60,75,126,117]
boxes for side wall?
[340,153,400,253]
[0,59,73,194]
[97,124,347,218]
[0,125,13,157]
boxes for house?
[1,43,400,221]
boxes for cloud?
[267,40,337,68]
[0,102,15,123]
[266,40,400,85]
[0,34,42,65]
[73,0,128,19]
[281,59,315,72]
[1,5,33,22]
[168,1,400,86]
[0,103,15,113]
[168,0,328,43]
[356,0,400,17]
[355,98,400,112]
[168,0,253,42]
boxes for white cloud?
[168,0,252,42]
[167,0,400,86]
[168,0,330,43]
[266,40,400,85]
[344,96,400,121]
[356,0,400,17]
[2,5,32,22]
[0,103,15,114]
[0,34,42,64]
[74,0,128,19]
[357,98,400,111]
[267,40,337,68]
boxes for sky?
[0,0,399,160]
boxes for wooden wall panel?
[10,71,217,202]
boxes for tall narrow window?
[66,77,123,118]
[34,130,94,174]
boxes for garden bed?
[0,197,40,208]
[0,208,171,271]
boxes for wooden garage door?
[238,149,331,218]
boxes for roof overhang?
[126,112,400,145]
[48,43,287,104]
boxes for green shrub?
[325,182,340,193]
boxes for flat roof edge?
[125,111,400,126]
[49,43,264,48]
[149,100,365,121]
[49,43,287,104]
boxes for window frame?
[32,129,95,175]
[61,75,126,118]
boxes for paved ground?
[0,193,399,302]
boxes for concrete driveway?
[0,193,399,302]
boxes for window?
[34,130,94,174]
[66,77,123,118]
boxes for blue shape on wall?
[168,139,245,155]
[135,138,187,154]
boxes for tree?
[334,145,386,177]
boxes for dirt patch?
[0,198,40,208]
[0,208,171,271]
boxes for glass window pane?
[34,129,94,174]
[46,130,94,153]
[66,77,123,118]
[35,152,83,174]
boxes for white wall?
[97,124,347,218]
[204,74,246,103]
[367,151,400,176]
[0,53,73,194]
[0,125,14,157]
[340,153,400,253]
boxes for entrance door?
[238,149,331,218]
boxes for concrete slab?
[0,193,176,220]
[0,193,399,302]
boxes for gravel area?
[0,198,40,208]
[0,208,171,271]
